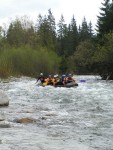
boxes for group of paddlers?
[36,73,76,86]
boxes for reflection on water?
[0,75,113,150]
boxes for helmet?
[56,74,58,77]
[68,74,72,77]
[62,74,66,78]
[54,75,57,78]
[54,74,58,78]
[48,75,51,77]
[40,73,43,76]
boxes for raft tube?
[54,81,78,88]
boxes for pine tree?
[7,17,35,47]
[79,17,89,41]
[36,9,57,50]
[0,26,3,40]
[57,14,67,56]
[96,0,113,37]
[47,9,57,50]
[62,15,78,56]
[88,21,94,38]
[7,20,24,47]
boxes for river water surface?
[0,75,113,150]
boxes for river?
[0,75,113,150]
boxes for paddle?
[79,79,86,82]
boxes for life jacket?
[52,78,60,85]
[66,76,75,83]
[45,77,53,85]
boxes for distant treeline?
[0,0,113,79]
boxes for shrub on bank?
[0,46,61,78]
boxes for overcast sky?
[0,0,103,29]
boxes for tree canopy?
[0,3,113,80]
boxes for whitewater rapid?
[0,75,113,150]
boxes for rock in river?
[0,90,9,106]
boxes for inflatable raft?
[54,81,78,88]
[37,81,78,88]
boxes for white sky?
[0,0,103,29]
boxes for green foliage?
[0,26,3,40]
[0,51,14,78]
[7,21,24,47]
[67,40,95,74]
[94,0,113,79]
[59,56,68,74]
[57,15,79,57]
[0,9,101,76]
[93,32,113,74]
[0,46,61,78]
[94,33,113,63]
[78,17,94,42]
[57,15,67,56]
[97,0,113,37]
[7,17,37,48]
[36,9,57,51]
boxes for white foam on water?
[0,75,113,150]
